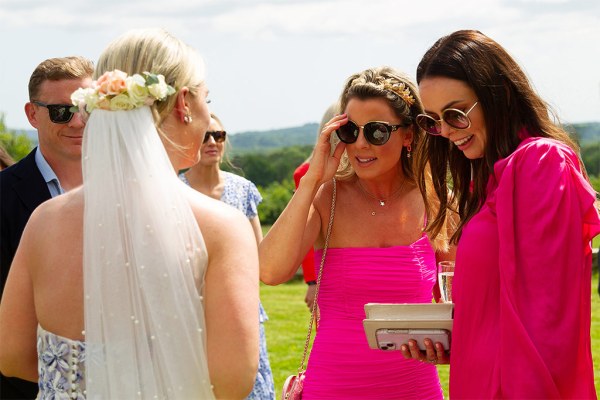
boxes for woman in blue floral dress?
[181,113,275,400]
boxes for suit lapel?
[10,149,52,211]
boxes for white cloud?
[0,0,597,132]
[207,0,522,40]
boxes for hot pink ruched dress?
[302,234,443,399]
[450,137,600,399]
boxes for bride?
[0,29,259,399]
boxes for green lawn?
[261,272,600,398]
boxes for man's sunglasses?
[336,120,410,146]
[415,101,479,135]
[203,130,227,143]
[32,101,75,124]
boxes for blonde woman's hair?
[305,101,340,163]
[332,66,424,182]
[94,28,205,129]
[209,113,237,171]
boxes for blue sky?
[1,0,598,134]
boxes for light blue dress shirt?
[34,147,65,197]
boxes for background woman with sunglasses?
[260,66,454,399]
[405,30,600,399]
[180,113,275,400]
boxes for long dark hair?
[414,30,580,243]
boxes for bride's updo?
[94,28,205,126]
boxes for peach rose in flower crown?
[97,70,128,96]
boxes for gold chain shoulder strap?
[297,177,336,373]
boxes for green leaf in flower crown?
[145,73,159,86]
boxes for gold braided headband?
[380,78,415,106]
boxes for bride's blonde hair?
[95,28,205,128]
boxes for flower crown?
[70,69,176,119]
[379,78,415,107]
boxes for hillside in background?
[230,121,599,153]
[565,122,600,145]
[5,119,599,205]
[228,123,318,154]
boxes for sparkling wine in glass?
[438,261,455,303]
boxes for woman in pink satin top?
[404,29,600,398]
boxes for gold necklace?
[356,178,406,215]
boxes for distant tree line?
[1,115,598,225]
[0,115,32,162]
[582,143,600,192]
[222,145,313,224]
[228,123,318,155]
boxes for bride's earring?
[406,144,412,159]
[183,113,193,124]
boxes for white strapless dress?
[37,325,86,400]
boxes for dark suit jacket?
[0,147,49,399]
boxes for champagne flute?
[438,261,455,303]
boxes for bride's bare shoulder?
[182,184,250,230]
[30,188,84,225]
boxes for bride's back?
[27,188,85,341]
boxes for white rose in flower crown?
[126,74,149,106]
[71,88,88,111]
[83,90,101,112]
[110,93,135,111]
[147,74,170,100]
[71,87,100,114]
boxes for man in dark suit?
[0,56,93,399]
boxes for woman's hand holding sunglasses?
[304,114,348,187]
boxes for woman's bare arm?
[0,210,43,381]
[200,203,259,399]
[259,115,347,285]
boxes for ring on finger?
[426,358,438,364]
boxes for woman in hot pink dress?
[260,66,454,399]
[404,30,600,398]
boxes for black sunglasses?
[336,120,410,146]
[203,130,226,143]
[32,101,75,124]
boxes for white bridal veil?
[82,107,215,399]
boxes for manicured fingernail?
[401,345,408,352]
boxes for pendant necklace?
[356,178,406,216]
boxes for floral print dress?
[37,325,85,400]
